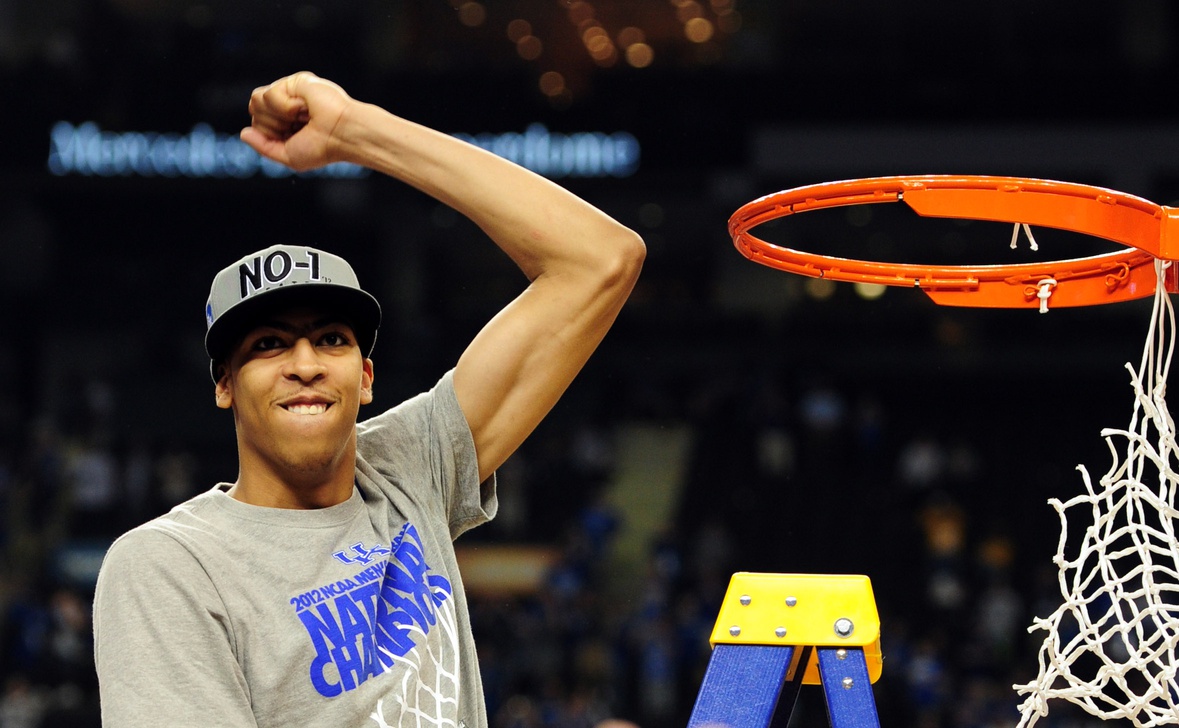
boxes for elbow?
[605,227,646,294]
[549,224,644,301]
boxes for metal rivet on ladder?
[834,618,854,638]
[739,594,751,606]
[841,677,854,689]
[729,625,741,637]
[785,596,798,607]
[775,627,787,638]
[836,648,848,660]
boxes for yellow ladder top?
[709,572,883,685]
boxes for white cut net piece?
[1015,260,1179,727]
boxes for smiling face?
[215,306,374,507]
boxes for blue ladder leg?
[817,647,881,728]
[688,645,797,728]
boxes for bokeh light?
[684,17,715,43]
[617,26,645,48]
[804,277,838,301]
[506,19,532,43]
[854,282,888,300]
[457,2,486,28]
[538,70,566,96]
[625,43,654,68]
[516,35,543,61]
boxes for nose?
[283,337,326,383]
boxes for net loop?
[1025,277,1058,313]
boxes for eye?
[251,335,286,352]
[319,331,352,347]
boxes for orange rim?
[729,175,1179,308]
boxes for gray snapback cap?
[204,244,381,379]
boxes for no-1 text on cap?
[204,244,381,380]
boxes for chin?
[285,449,346,475]
[241,425,355,480]
[266,438,348,475]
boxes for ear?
[215,368,234,410]
[360,358,375,405]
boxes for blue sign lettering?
[47,121,640,180]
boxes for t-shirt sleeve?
[355,369,497,539]
[93,527,258,727]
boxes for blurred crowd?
[0,360,1135,728]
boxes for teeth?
[287,403,328,415]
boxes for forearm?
[332,101,643,282]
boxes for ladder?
[687,573,884,728]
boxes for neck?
[229,438,358,509]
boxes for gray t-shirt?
[93,371,497,728]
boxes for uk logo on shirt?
[288,523,454,698]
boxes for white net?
[1015,260,1179,727]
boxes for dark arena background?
[4,2,1179,726]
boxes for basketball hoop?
[729,175,1179,309]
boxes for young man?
[92,72,644,727]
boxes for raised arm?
[241,72,645,482]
